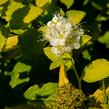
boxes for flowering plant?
[0,0,109,109]
[44,14,84,56]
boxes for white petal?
[52,47,60,55]
[73,43,80,49]
[50,39,59,46]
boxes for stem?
[102,79,107,108]
[59,64,69,87]
[71,58,81,89]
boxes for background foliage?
[0,0,109,108]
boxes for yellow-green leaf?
[0,33,6,52]
[82,50,91,60]
[98,31,109,48]
[43,47,60,62]
[50,60,64,70]
[5,35,19,50]
[0,24,9,52]
[36,0,52,7]
[65,60,73,71]
[5,1,24,21]
[62,53,72,59]
[62,53,73,71]
[38,25,47,32]
[36,82,58,97]
[81,35,92,46]
[10,62,31,88]
[23,5,43,23]
[0,0,8,5]
[24,85,39,100]
[82,59,109,83]
[60,0,74,9]
[0,36,6,52]
[66,10,86,24]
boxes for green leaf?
[88,108,100,109]
[60,0,74,9]
[43,47,60,61]
[83,0,89,6]
[24,85,39,100]
[65,60,73,71]
[24,83,58,100]
[5,1,24,22]
[8,6,29,29]
[38,25,47,32]
[0,0,8,5]
[82,50,91,60]
[50,60,64,70]
[49,53,73,70]
[4,35,19,50]
[20,28,44,56]
[5,1,30,29]
[81,35,92,46]
[36,0,52,7]
[96,15,108,21]
[36,82,58,97]
[91,1,103,10]
[66,10,86,24]
[62,53,73,71]
[98,31,109,48]
[62,53,72,59]
[101,104,109,109]
[23,5,43,23]
[82,59,109,83]
[10,62,31,88]
[10,29,26,35]
[0,24,9,52]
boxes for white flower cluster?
[44,14,84,56]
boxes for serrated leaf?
[0,24,9,52]
[43,47,60,61]
[36,82,58,97]
[82,59,109,83]
[23,5,43,23]
[5,1,24,22]
[81,35,92,46]
[60,0,74,9]
[24,85,39,100]
[10,62,31,88]
[36,0,52,7]
[4,35,19,50]
[66,10,86,24]
[98,31,109,48]
[50,60,64,70]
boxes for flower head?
[44,14,84,56]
